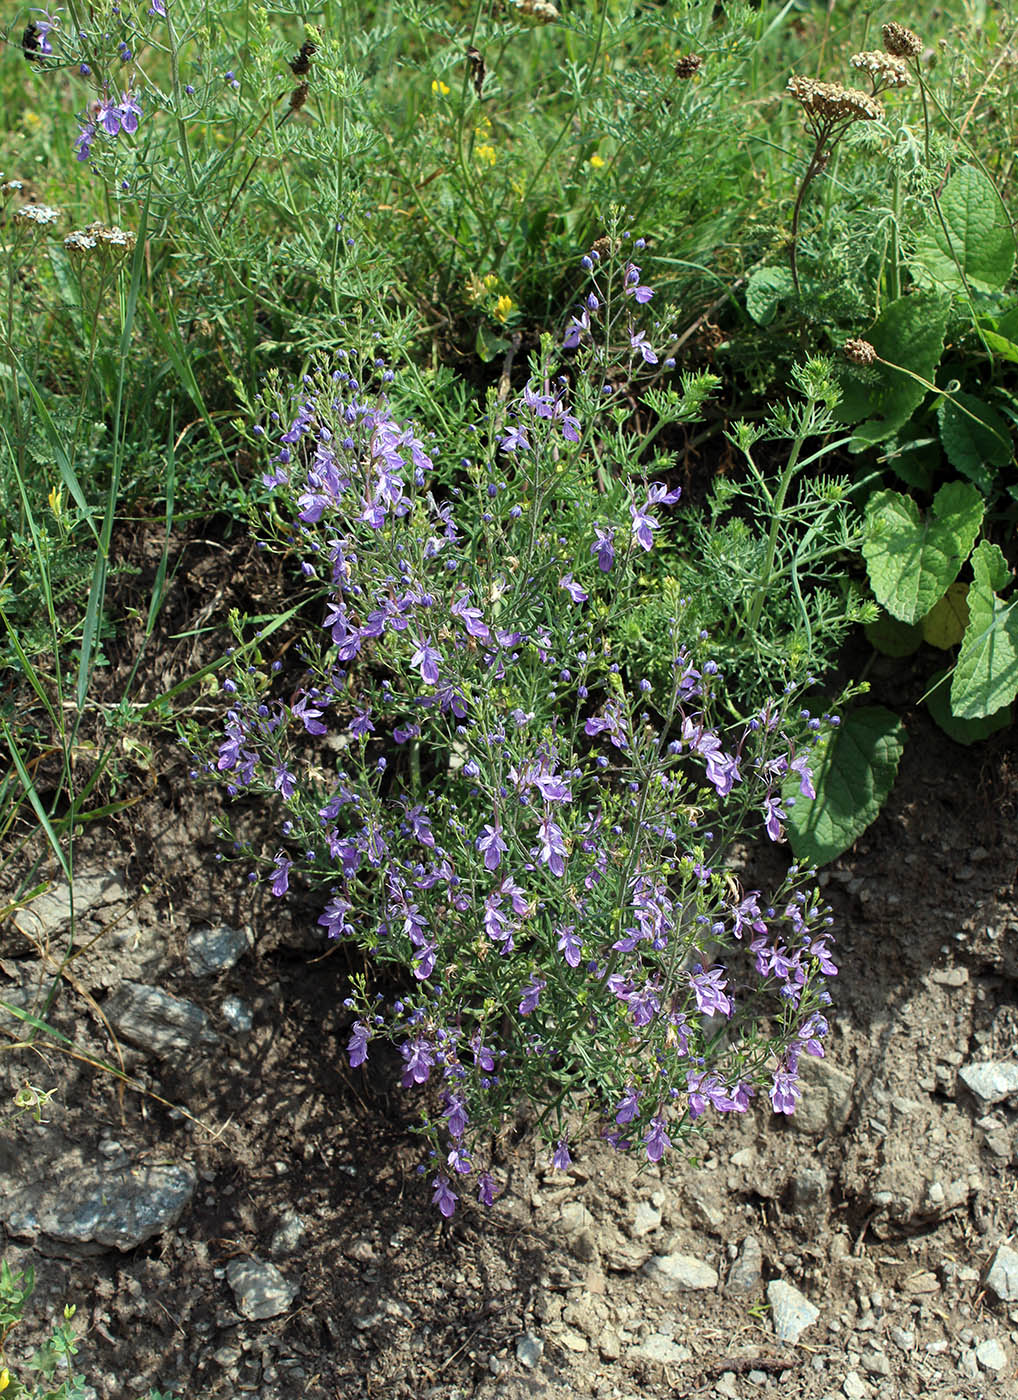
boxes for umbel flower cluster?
[194,330,839,1216]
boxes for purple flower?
[270,852,292,897]
[629,500,659,552]
[556,924,581,968]
[451,593,491,641]
[33,13,57,53]
[400,1035,435,1086]
[770,1069,801,1115]
[536,815,567,877]
[623,263,654,302]
[447,1145,472,1175]
[763,793,786,842]
[615,1087,640,1125]
[563,308,590,349]
[318,895,353,939]
[643,1115,671,1163]
[477,821,508,872]
[149,0,167,15]
[432,1175,458,1217]
[478,1172,498,1206]
[117,89,143,133]
[74,122,96,161]
[790,751,816,799]
[590,524,615,572]
[403,803,436,848]
[559,573,588,603]
[552,1139,572,1170]
[630,331,658,365]
[410,634,442,685]
[272,764,296,800]
[519,977,546,1016]
[443,1091,469,1139]
[498,424,530,454]
[347,1021,369,1067]
[291,692,327,734]
[96,96,122,137]
[688,964,733,1019]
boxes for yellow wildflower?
[483,273,499,290]
[431,80,450,96]
[48,485,63,518]
[589,154,605,168]
[476,144,496,166]
[493,295,515,323]
[0,1370,9,1392]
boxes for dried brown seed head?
[674,54,703,79]
[787,75,884,123]
[882,22,922,59]
[850,51,911,86]
[843,338,877,366]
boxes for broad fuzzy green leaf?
[836,294,949,444]
[862,481,984,624]
[938,393,1013,494]
[865,613,923,658]
[915,165,1016,293]
[927,669,1011,744]
[786,707,906,867]
[745,266,795,326]
[952,540,1018,717]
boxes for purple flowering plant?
[187,310,840,1216]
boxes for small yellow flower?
[431,79,450,96]
[589,153,605,168]
[483,273,499,291]
[493,295,515,323]
[48,485,63,517]
[476,143,496,166]
[0,1369,9,1392]
[22,111,42,132]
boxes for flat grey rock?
[767,1279,819,1343]
[958,1062,1018,1105]
[644,1251,718,1290]
[630,1332,691,1365]
[186,924,249,976]
[227,1257,298,1320]
[13,871,126,942]
[104,980,217,1056]
[4,1158,196,1251]
[789,1057,855,1135]
[726,1234,763,1295]
[986,1244,1018,1302]
[974,1337,1007,1372]
[220,995,254,1033]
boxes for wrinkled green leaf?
[952,540,1018,717]
[836,294,949,445]
[937,393,1013,493]
[915,165,1015,293]
[786,707,906,866]
[927,669,1011,744]
[862,481,984,623]
[922,582,969,650]
[745,266,795,326]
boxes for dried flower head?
[590,236,616,262]
[1,179,25,194]
[288,83,309,113]
[787,76,884,123]
[674,54,703,79]
[515,0,560,22]
[882,22,922,59]
[64,229,98,251]
[14,203,60,225]
[843,338,877,366]
[850,51,911,87]
[84,221,136,249]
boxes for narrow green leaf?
[786,707,906,866]
[862,481,983,623]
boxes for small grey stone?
[270,1209,306,1257]
[4,1158,196,1251]
[958,1062,1018,1105]
[888,1326,915,1352]
[220,996,254,1034]
[226,1258,297,1321]
[726,1235,763,1295]
[12,871,125,941]
[715,1374,740,1399]
[631,1333,691,1365]
[597,1326,621,1360]
[842,1372,867,1399]
[631,1200,662,1237]
[789,1166,829,1224]
[644,1252,718,1291]
[104,981,217,1057]
[186,925,249,976]
[974,1338,1007,1372]
[861,1347,890,1377]
[767,1279,819,1343]
[986,1244,1018,1302]
[960,1348,980,1380]
[515,1332,543,1368]
[790,1057,855,1135]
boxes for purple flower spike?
[590,524,615,572]
[519,977,546,1016]
[477,821,508,872]
[643,1115,671,1163]
[552,1139,572,1170]
[770,1069,801,1115]
[347,1021,369,1067]
[270,852,292,897]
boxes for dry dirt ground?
[2,546,1018,1400]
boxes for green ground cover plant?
[1,0,1016,1248]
